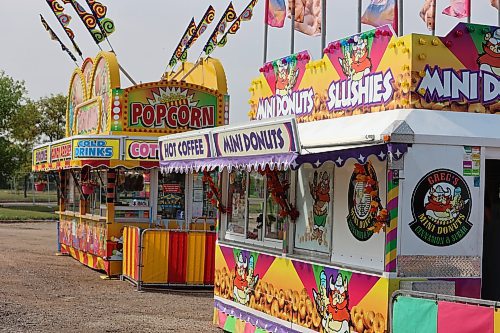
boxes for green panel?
[393,296,437,333]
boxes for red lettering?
[130,103,143,125]
[178,105,189,126]
[202,106,215,127]
[167,106,177,128]
[191,107,201,128]
[142,105,155,127]
[156,104,167,127]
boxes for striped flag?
[179,6,216,62]
[442,0,470,18]
[218,0,258,47]
[168,18,197,68]
[203,2,237,56]
[267,0,286,28]
[45,0,83,57]
[361,0,397,30]
[40,14,78,62]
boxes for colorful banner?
[218,0,258,47]
[249,23,500,123]
[203,3,237,56]
[46,0,83,57]
[40,14,78,62]
[213,120,298,158]
[72,138,120,159]
[361,0,397,30]
[160,134,212,162]
[85,0,116,39]
[267,0,286,28]
[50,140,73,162]
[179,6,216,62]
[124,82,224,133]
[214,243,389,333]
[125,140,159,161]
[63,0,104,44]
[288,0,321,36]
[169,18,197,68]
[420,0,436,31]
[442,0,470,19]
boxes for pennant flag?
[62,0,104,44]
[179,5,216,62]
[167,18,197,69]
[85,0,116,38]
[267,0,286,28]
[218,0,258,47]
[361,0,397,30]
[40,14,78,62]
[288,0,321,36]
[442,0,470,18]
[203,2,237,56]
[420,0,436,31]
[45,0,83,57]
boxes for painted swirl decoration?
[64,26,75,40]
[225,4,237,22]
[100,18,115,34]
[83,13,97,28]
[58,13,71,26]
[49,0,64,12]
[88,0,107,18]
[228,17,241,34]
[91,29,104,42]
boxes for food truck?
[158,22,500,332]
[32,51,229,277]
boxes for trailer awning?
[159,117,300,173]
[291,143,407,169]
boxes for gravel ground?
[0,222,219,333]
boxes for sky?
[0,0,498,125]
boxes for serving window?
[225,169,287,248]
[191,172,217,219]
[115,169,151,221]
[157,173,186,222]
[293,163,334,255]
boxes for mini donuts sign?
[410,169,472,246]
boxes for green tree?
[37,94,66,142]
[0,71,26,132]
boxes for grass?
[0,205,58,220]
[0,189,57,203]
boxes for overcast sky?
[0,0,497,124]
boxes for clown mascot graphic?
[310,171,331,244]
[478,28,500,76]
[275,58,299,96]
[339,35,372,81]
[233,253,259,305]
[313,271,350,333]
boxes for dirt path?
[0,222,218,333]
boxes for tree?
[0,71,26,132]
[37,94,66,142]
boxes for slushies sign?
[214,121,298,157]
[255,71,394,119]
